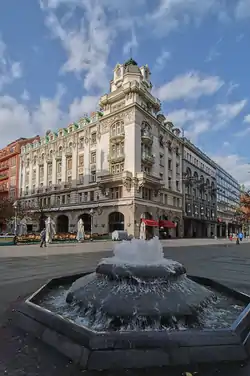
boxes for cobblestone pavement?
[1,243,250,375]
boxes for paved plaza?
[0,237,246,258]
[1,241,250,375]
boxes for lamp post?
[13,201,18,236]
[89,208,94,241]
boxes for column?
[44,162,48,186]
[35,162,39,187]
[172,151,177,191]
[21,165,26,193]
[52,158,56,185]
[72,148,77,181]
[225,223,228,238]
[61,155,66,182]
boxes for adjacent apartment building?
[19,59,184,237]
[0,136,39,201]
[182,139,217,238]
[216,164,241,237]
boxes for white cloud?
[215,99,247,127]
[205,37,222,63]
[154,50,171,71]
[21,90,30,101]
[244,114,250,123]
[167,99,247,141]
[154,71,224,101]
[235,0,250,19]
[234,127,250,137]
[41,4,113,92]
[223,141,230,147]
[0,86,98,148]
[226,81,239,96]
[123,27,138,56]
[149,0,225,36]
[0,35,22,91]
[212,154,250,185]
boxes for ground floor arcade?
[23,200,184,238]
[216,221,241,238]
[183,218,217,238]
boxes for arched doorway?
[108,212,124,233]
[79,213,91,232]
[57,215,69,233]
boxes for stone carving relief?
[122,176,132,191]
[101,108,135,134]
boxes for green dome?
[124,58,138,67]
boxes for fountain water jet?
[12,237,250,370]
[66,237,215,330]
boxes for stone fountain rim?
[11,272,250,370]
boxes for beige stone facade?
[18,59,183,238]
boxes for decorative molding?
[101,108,135,133]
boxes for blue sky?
[1,0,250,184]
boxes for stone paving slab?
[1,243,250,375]
[0,237,247,258]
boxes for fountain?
[13,237,250,370]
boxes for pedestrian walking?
[40,228,46,248]
[236,233,240,245]
[239,232,243,242]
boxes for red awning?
[159,220,176,228]
[141,219,159,227]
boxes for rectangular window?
[67,158,72,170]
[91,132,97,145]
[110,187,122,199]
[79,138,84,149]
[57,161,62,173]
[168,159,172,170]
[90,170,96,182]
[142,187,152,200]
[79,155,84,166]
[90,191,94,201]
[91,152,96,164]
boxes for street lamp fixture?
[89,208,94,241]
[13,201,18,236]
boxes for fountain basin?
[12,272,250,370]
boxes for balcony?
[98,170,132,187]
[141,132,153,145]
[110,132,125,143]
[108,153,125,163]
[0,162,8,171]
[65,148,72,157]
[135,171,163,190]
[141,152,155,165]
[0,173,8,181]
[55,152,62,160]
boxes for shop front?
[140,218,177,240]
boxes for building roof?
[124,58,138,67]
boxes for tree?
[0,198,15,220]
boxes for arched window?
[111,121,124,137]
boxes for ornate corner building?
[18,59,184,237]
